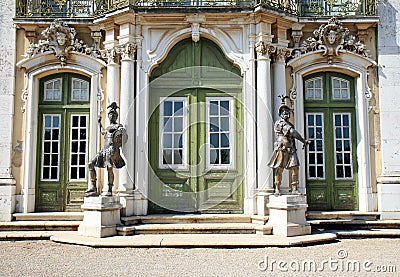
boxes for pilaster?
[255,40,275,215]
[117,21,137,215]
[0,0,17,221]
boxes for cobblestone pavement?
[0,238,398,276]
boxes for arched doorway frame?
[288,51,376,211]
[136,29,256,214]
[17,53,106,212]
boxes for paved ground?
[0,238,398,276]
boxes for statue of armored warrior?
[268,96,310,195]
[85,102,128,197]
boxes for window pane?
[69,114,88,181]
[305,77,323,100]
[207,98,233,167]
[306,113,325,180]
[71,78,89,101]
[44,78,62,101]
[41,114,61,181]
[159,98,186,167]
[332,77,350,100]
[334,113,353,179]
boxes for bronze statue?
[85,102,128,197]
[268,96,310,195]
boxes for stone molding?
[255,41,291,64]
[24,19,101,66]
[295,17,370,64]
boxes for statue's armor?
[268,118,300,169]
[92,124,126,169]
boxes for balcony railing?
[15,0,376,18]
[300,0,376,16]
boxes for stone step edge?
[0,221,80,231]
[121,214,254,225]
[309,219,400,226]
[306,211,380,220]
[13,212,83,221]
[117,223,272,235]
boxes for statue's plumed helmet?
[278,104,291,115]
[107,102,119,116]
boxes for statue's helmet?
[107,102,119,117]
[278,104,291,115]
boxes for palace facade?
[1,0,399,221]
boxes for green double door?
[148,38,243,213]
[36,73,90,211]
[304,72,358,210]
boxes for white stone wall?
[377,0,400,218]
[0,0,16,221]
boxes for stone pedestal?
[0,182,16,222]
[256,190,273,216]
[377,178,400,219]
[133,190,148,215]
[266,194,311,237]
[78,196,122,238]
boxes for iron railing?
[15,0,376,18]
[300,0,376,16]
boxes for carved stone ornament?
[191,22,200,43]
[24,19,101,66]
[115,42,137,60]
[298,17,370,64]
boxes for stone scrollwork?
[255,41,267,56]
[298,17,370,64]
[255,41,277,58]
[191,22,200,43]
[24,19,101,66]
[115,42,137,60]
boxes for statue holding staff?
[268,96,310,195]
[85,102,128,197]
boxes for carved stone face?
[56,31,67,46]
[327,30,337,44]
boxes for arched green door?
[148,38,243,213]
[36,73,90,211]
[304,72,358,210]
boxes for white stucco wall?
[0,0,16,221]
[377,0,400,218]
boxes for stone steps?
[306,211,380,221]
[118,214,271,236]
[117,223,272,236]
[13,212,83,221]
[121,214,258,225]
[309,219,400,230]
[0,221,80,231]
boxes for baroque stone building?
[0,0,398,221]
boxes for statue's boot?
[102,183,113,196]
[291,182,300,195]
[85,180,98,197]
[274,182,281,196]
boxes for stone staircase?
[0,212,82,239]
[117,214,271,236]
[307,211,400,238]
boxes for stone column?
[243,28,257,215]
[0,0,16,221]
[133,23,147,215]
[272,46,293,194]
[100,24,120,194]
[377,0,400,219]
[116,19,137,216]
[255,40,275,216]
